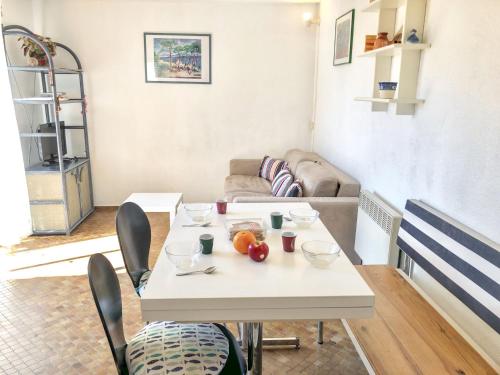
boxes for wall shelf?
[13,97,83,105]
[20,133,57,138]
[355,0,427,115]
[7,66,82,74]
[355,97,424,104]
[359,43,429,57]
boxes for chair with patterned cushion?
[88,253,246,375]
[116,202,152,296]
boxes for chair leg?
[317,321,324,344]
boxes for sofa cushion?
[258,156,288,182]
[225,190,271,203]
[283,149,318,174]
[283,150,360,197]
[295,161,339,197]
[271,169,293,197]
[224,175,272,194]
[285,180,304,197]
[313,156,360,197]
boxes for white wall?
[36,0,317,205]
[0,0,34,245]
[314,0,500,365]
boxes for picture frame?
[144,32,212,84]
[333,9,355,66]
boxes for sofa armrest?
[229,159,262,176]
[233,196,360,264]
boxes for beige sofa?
[224,149,361,264]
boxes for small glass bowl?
[301,240,340,268]
[164,241,201,270]
[289,209,319,228]
[184,204,212,223]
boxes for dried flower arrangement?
[18,34,56,66]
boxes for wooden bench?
[346,266,497,375]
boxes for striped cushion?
[285,180,303,197]
[271,169,293,197]
[397,200,500,334]
[259,156,288,182]
[126,322,229,375]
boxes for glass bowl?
[289,209,319,228]
[184,204,212,223]
[301,240,340,268]
[164,241,201,270]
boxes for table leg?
[239,322,299,349]
[246,322,263,375]
[263,337,300,349]
[317,321,324,344]
[238,322,247,349]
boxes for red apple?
[248,241,269,262]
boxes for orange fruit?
[233,231,257,254]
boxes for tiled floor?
[0,207,367,374]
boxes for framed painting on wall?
[333,9,355,66]
[144,33,211,84]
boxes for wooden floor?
[0,207,366,374]
[348,266,496,375]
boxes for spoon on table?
[176,266,217,276]
[182,222,211,227]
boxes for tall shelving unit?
[3,24,94,235]
[354,0,428,115]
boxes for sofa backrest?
[283,149,318,174]
[283,149,360,198]
[295,161,339,197]
[314,156,361,197]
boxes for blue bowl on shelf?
[378,82,398,90]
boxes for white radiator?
[354,191,402,266]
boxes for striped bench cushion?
[397,200,500,333]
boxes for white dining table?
[141,202,374,375]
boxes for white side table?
[124,193,183,226]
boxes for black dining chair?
[88,253,246,375]
[116,202,234,338]
[115,202,152,296]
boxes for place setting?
[166,200,343,279]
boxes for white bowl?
[289,209,319,228]
[301,240,340,268]
[184,204,212,223]
[164,241,201,270]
